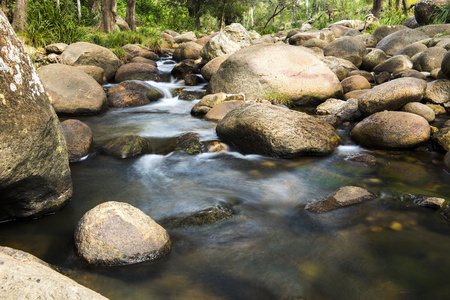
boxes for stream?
[1,58,450,299]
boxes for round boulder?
[115,63,161,83]
[371,25,408,43]
[376,29,429,56]
[75,65,107,85]
[424,79,450,104]
[372,55,413,73]
[401,102,435,122]
[209,44,343,106]
[341,75,371,94]
[173,41,202,62]
[100,135,149,158]
[323,36,367,67]
[395,41,428,57]
[60,119,93,162]
[74,201,172,266]
[441,51,450,78]
[201,54,231,82]
[351,111,431,149]
[361,49,388,72]
[321,56,359,80]
[216,103,341,158]
[107,90,150,108]
[414,46,448,72]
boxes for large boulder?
[173,31,197,44]
[376,29,429,56]
[173,41,203,62]
[414,46,448,72]
[38,64,107,116]
[351,111,430,149]
[216,103,341,158]
[107,90,150,108]
[122,44,159,62]
[395,41,428,57]
[61,42,122,82]
[322,36,367,67]
[358,77,427,116]
[201,54,231,82]
[100,135,149,158]
[361,49,388,72]
[424,79,450,104]
[74,201,172,266]
[441,51,450,78]
[0,12,72,221]
[372,55,413,73]
[321,56,359,81]
[0,247,107,299]
[371,25,408,43]
[61,119,93,162]
[114,62,161,83]
[208,44,343,106]
[415,0,450,25]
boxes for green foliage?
[434,2,450,24]
[366,7,413,34]
[264,90,293,107]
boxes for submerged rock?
[100,135,149,158]
[61,119,93,162]
[159,205,234,228]
[175,132,202,154]
[432,127,450,151]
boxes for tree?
[126,0,136,30]
[263,0,288,29]
[95,0,117,33]
[12,0,29,32]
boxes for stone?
[351,111,431,149]
[409,195,447,208]
[361,48,388,72]
[178,90,205,100]
[426,103,447,114]
[0,246,107,299]
[201,54,231,82]
[61,42,122,82]
[348,70,374,82]
[216,103,340,158]
[119,80,164,102]
[74,201,171,266]
[402,17,420,28]
[316,98,347,115]
[192,93,232,115]
[45,42,68,54]
[320,56,359,81]
[401,102,435,122]
[159,205,234,228]
[328,24,350,38]
[373,55,413,73]
[415,0,450,25]
[305,186,376,213]
[75,65,107,85]
[323,36,367,67]
[419,24,450,38]
[353,34,378,48]
[107,90,150,108]
[344,89,369,100]
[195,33,217,47]
[0,13,72,221]
[175,132,202,154]
[100,135,149,158]
[38,64,107,116]
[115,62,161,83]
[184,74,205,86]
[341,75,371,94]
[204,100,244,122]
[316,98,361,121]
[376,29,429,56]
[345,153,377,166]
[171,59,199,79]
[358,77,427,116]
[371,25,408,43]
[374,71,391,84]
[440,51,450,78]
[173,31,197,44]
[223,23,252,48]
[432,127,450,151]
[395,41,428,57]
[107,84,126,96]
[61,119,93,162]
[302,38,329,48]
[414,46,448,72]
[122,44,159,62]
[173,41,202,62]
[392,69,427,80]
[444,150,450,172]
[288,30,335,46]
[425,79,450,104]
[130,56,158,66]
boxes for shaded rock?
[115,62,161,83]
[425,79,450,104]
[171,59,199,79]
[173,41,202,62]
[373,55,413,73]
[358,77,427,116]
[61,120,93,162]
[414,46,448,72]
[376,29,429,56]
[341,75,371,94]
[328,24,350,38]
[107,90,150,108]
[320,56,359,81]
[288,30,335,46]
[374,71,391,84]
[323,36,367,67]
[440,50,450,78]
[404,194,447,208]
[74,201,171,266]
[75,65,107,85]
[432,127,450,151]
[305,186,376,213]
[201,54,231,82]
[344,89,369,100]
[61,42,122,81]
[415,1,449,25]
[216,103,341,158]
[353,34,378,48]
[101,135,149,158]
[178,90,205,100]
[419,24,450,38]
[175,132,202,154]
[371,25,408,43]
[119,80,164,102]
[0,247,107,299]
[394,41,428,57]
[191,92,244,115]
[316,98,347,115]
[159,205,234,228]
[208,43,343,105]
[402,17,420,28]
[345,153,377,166]
[204,100,245,122]
[426,103,447,114]
[317,98,361,121]
[351,111,431,149]
[173,31,196,44]
[185,74,205,86]
[401,102,435,122]
[348,70,374,82]
[302,38,329,48]
[123,44,159,62]
[392,69,427,80]
[130,56,158,66]
[45,42,68,54]
[195,33,217,47]
[361,48,388,71]
[444,150,450,172]
[38,64,107,116]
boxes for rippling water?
[1,59,450,300]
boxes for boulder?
[361,49,388,72]
[371,25,408,43]
[61,42,122,81]
[107,90,150,108]
[171,59,199,79]
[414,46,448,72]
[130,56,157,66]
[328,25,350,38]
[302,38,330,48]
[173,41,202,62]
[289,30,335,46]
[420,24,450,38]
[115,62,161,83]
[159,205,234,228]
[0,247,107,299]
[351,111,431,149]
[223,23,252,48]
[195,33,217,47]
[61,119,93,162]
[321,56,359,81]
[374,71,391,84]
[353,34,378,48]
[440,50,450,78]
[75,65,107,85]
[348,70,374,82]
[305,186,376,213]
[209,44,343,106]
[74,201,172,266]
[372,55,413,73]
[340,75,371,94]
[216,103,340,158]
[401,102,436,122]
[119,80,164,101]
[100,135,149,158]
[174,132,202,154]
[376,29,430,56]
[358,77,427,116]
[415,0,450,25]
[344,89,370,100]
[184,74,205,86]
[178,90,205,100]
[0,14,72,221]
[191,92,244,115]
[204,100,245,122]
[424,79,450,103]
[45,42,68,54]
[316,98,347,115]
[322,36,366,67]
[173,31,197,44]
[444,150,450,172]
[392,69,427,80]
[122,44,159,62]
[201,54,231,81]
[38,64,107,116]
[394,41,428,57]
[317,98,361,121]
[432,127,450,151]
[402,17,420,29]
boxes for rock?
[61,42,122,82]
[361,49,388,72]
[392,69,427,80]
[351,111,431,149]
[376,29,429,56]
[74,201,171,266]
[38,64,107,116]
[204,100,245,122]
[206,141,228,152]
[174,132,202,154]
[173,41,202,62]
[322,36,366,67]
[371,25,408,43]
[403,17,420,28]
[395,41,428,57]
[173,31,197,44]
[216,103,340,158]
[373,55,413,73]
[305,186,376,213]
[440,51,450,78]
[415,0,450,25]
[223,23,253,48]
[358,77,427,116]
[122,44,159,62]
[348,70,374,82]
[171,59,199,79]
[184,74,205,86]
[178,90,205,100]
[0,14,72,221]
[61,120,93,162]
[401,102,435,122]
[0,246,107,299]
[316,98,347,115]
[101,135,149,158]
[107,84,126,96]
[426,103,447,114]
[251,34,277,45]
[328,24,350,37]
[75,65,107,85]
[420,24,450,38]
[201,54,231,82]
[444,150,450,172]
[432,127,450,151]
[341,75,371,94]
[408,195,447,208]
[130,56,157,66]
[345,153,377,166]
[45,42,68,54]
[119,80,164,101]
[344,89,370,100]
[317,98,361,121]
[115,62,161,83]
[425,79,450,104]
[414,46,448,72]
[353,34,378,48]
[302,38,329,48]
[107,90,150,108]
[191,92,244,115]
[195,33,217,47]
[159,205,234,228]
[374,71,391,84]
[321,56,359,80]
[289,30,334,46]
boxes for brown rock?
[341,75,371,94]
[204,100,245,122]
[107,90,150,108]
[115,63,161,83]
[61,120,93,162]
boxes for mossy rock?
[100,135,149,158]
[159,205,234,228]
[175,132,203,155]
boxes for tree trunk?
[77,0,81,20]
[306,0,309,16]
[372,0,385,18]
[263,5,287,30]
[89,0,100,14]
[12,0,28,32]
[126,0,136,31]
[56,0,60,10]
[95,0,117,33]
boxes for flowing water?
[1,59,450,300]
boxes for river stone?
[321,56,359,81]
[201,54,231,81]
[216,103,340,158]
[45,42,68,54]
[358,77,427,116]
[173,41,202,62]
[432,127,450,151]
[351,111,431,149]
[174,132,202,154]
[130,56,158,66]
[415,0,450,26]
[426,103,447,115]
[414,47,448,72]
[209,44,343,106]
[0,13,72,221]
[289,30,335,46]
[305,186,376,213]
[395,41,428,57]
[171,59,199,79]
[316,98,347,115]
[344,89,369,100]
[401,102,435,122]
[376,29,430,56]
[353,34,378,48]
[159,205,234,228]
[173,31,196,44]
[115,62,161,83]
[0,246,107,299]
[61,119,93,162]
[444,150,450,172]
[323,36,367,67]
[425,79,450,104]
[361,49,388,72]
[195,33,217,47]
[373,55,413,73]
[75,65,107,85]
[123,44,159,62]
[191,92,240,115]
[393,69,427,80]
[440,51,450,78]
[345,153,377,166]
[38,64,107,115]
[74,201,172,266]
[204,100,245,122]
[61,42,122,82]
[101,135,149,158]
[302,37,329,48]
[371,25,408,43]
[341,75,371,94]
[420,24,450,38]
[119,80,164,102]
[316,98,361,121]
[107,90,150,108]
[178,90,205,100]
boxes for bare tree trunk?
[89,0,100,14]
[12,0,28,32]
[372,0,385,18]
[250,7,254,28]
[306,0,309,16]
[77,0,81,20]
[95,0,117,33]
[1,0,7,13]
[126,0,136,31]
[56,0,60,10]
[263,5,287,29]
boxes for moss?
[159,205,234,228]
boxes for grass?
[264,90,293,107]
